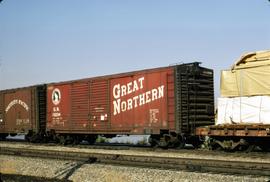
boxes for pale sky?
[0,1,269,99]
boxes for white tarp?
[217,96,270,125]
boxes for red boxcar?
[0,85,47,140]
[47,63,214,147]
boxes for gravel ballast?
[0,155,269,182]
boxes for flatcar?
[0,62,214,148]
[196,50,270,151]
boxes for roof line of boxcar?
[47,65,173,86]
[47,62,204,86]
[0,84,46,93]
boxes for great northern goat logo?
[52,88,61,105]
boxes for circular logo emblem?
[52,88,61,105]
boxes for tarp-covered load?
[217,96,270,125]
[221,50,270,97]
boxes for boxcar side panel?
[110,68,174,134]
[47,84,71,131]
[1,88,37,134]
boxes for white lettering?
[5,99,29,113]
[16,118,30,125]
[52,112,61,117]
[127,99,133,110]
[53,107,60,112]
[113,84,121,99]
[138,77,144,89]
[113,99,121,115]
[158,85,164,98]
[145,91,151,103]
[121,85,127,97]
[152,89,158,101]
[127,82,132,94]
[121,101,127,112]
[112,76,165,116]
[133,96,139,108]
[113,77,145,98]
[139,93,145,106]
[133,80,139,92]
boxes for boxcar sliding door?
[89,79,110,132]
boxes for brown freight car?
[0,85,47,140]
[46,62,214,147]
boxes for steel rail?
[1,146,270,176]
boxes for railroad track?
[1,144,270,177]
[1,140,270,158]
